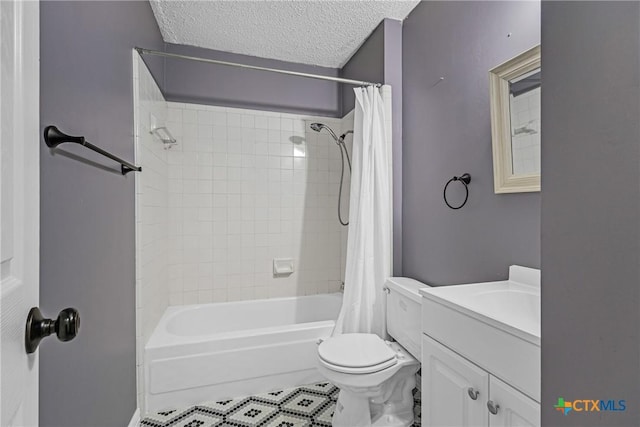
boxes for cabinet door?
[488,376,540,427]
[422,335,489,427]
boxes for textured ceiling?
[150,0,420,68]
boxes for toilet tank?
[386,277,429,360]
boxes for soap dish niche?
[273,258,294,277]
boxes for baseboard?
[127,408,140,427]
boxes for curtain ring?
[443,173,471,210]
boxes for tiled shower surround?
[135,56,392,414]
[134,56,352,411]
[163,101,348,305]
[135,54,170,413]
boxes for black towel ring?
[443,173,471,210]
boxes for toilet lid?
[318,334,396,369]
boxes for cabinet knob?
[487,400,500,415]
[467,387,479,400]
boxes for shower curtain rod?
[135,47,383,87]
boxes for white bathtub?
[144,293,343,412]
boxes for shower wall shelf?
[44,125,142,175]
[150,126,177,149]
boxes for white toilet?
[317,277,427,427]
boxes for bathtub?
[144,293,343,412]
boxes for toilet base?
[332,390,373,427]
[370,371,416,427]
[331,364,418,427]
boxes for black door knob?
[25,307,80,354]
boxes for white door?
[488,376,540,427]
[0,0,40,425]
[422,335,489,427]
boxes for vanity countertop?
[419,265,540,346]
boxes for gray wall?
[39,2,164,426]
[163,43,342,117]
[383,19,403,275]
[341,18,403,274]
[542,2,640,425]
[402,1,541,286]
[340,21,385,114]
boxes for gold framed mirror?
[489,45,541,193]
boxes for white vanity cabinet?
[419,265,541,427]
[422,335,539,427]
[488,375,540,427]
[422,335,488,427]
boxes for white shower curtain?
[333,85,392,338]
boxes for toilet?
[317,277,428,427]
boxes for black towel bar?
[44,125,142,175]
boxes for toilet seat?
[319,357,397,374]
[318,334,398,374]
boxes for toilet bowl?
[317,277,428,427]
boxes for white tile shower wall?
[133,53,169,412]
[164,102,348,304]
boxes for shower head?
[310,123,352,226]
[310,122,340,143]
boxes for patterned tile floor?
[142,382,422,427]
